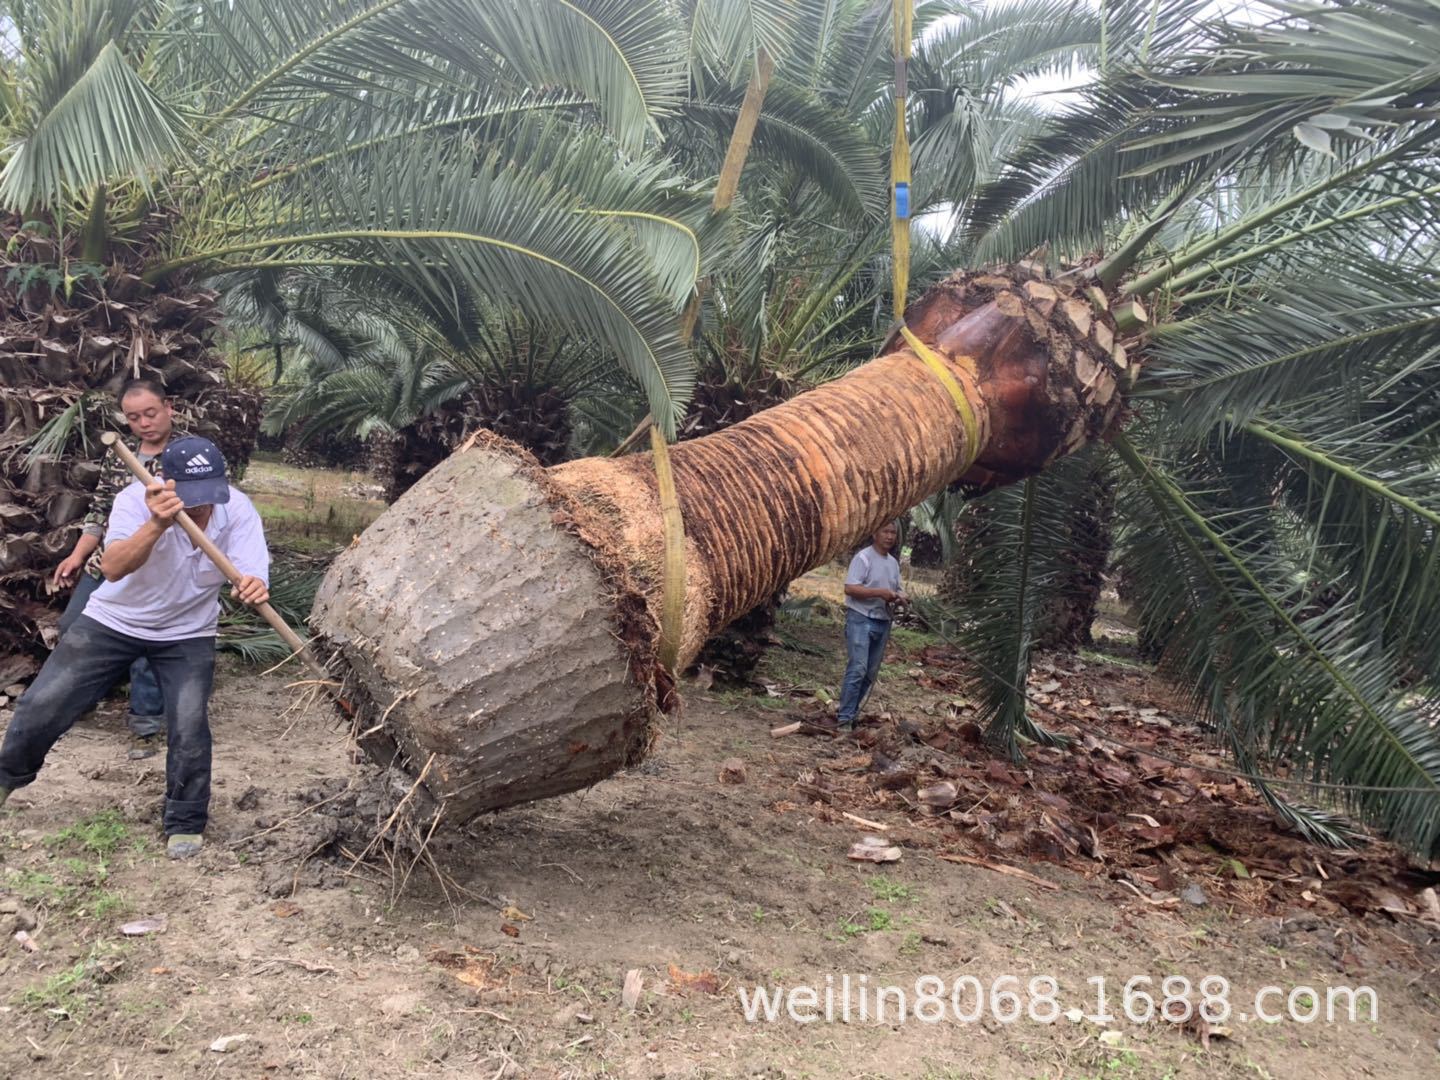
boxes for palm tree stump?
[313,269,1137,821]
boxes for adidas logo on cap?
[160,437,230,500]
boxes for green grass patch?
[709,688,792,711]
[17,943,129,1017]
[83,889,127,919]
[832,918,866,940]
[46,809,130,857]
[10,815,133,920]
[1079,648,1152,673]
[6,868,80,907]
[4,864,124,919]
[866,875,917,904]
[888,626,942,653]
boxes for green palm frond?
[962,80,1220,263]
[232,87,595,206]
[674,79,887,221]
[1140,260,1440,439]
[914,0,1104,94]
[1114,434,1440,854]
[822,0,954,116]
[161,136,696,432]
[165,0,683,153]
[218,559,325,665]
[909,488,968,564]
[1120,0,1440,172]
[1,0,188,206]
[1246,412,1440,684]
[20,392,92,467]
[688,0,799,81]
[918,449,1112,759]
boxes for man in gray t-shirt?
[836,521,906,729]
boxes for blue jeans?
[837,609,891,726]
[59,573,164,736]
[0,615,216,834]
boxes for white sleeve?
[223,492,271,585]
[844,549,869,586]
[103,484,149,545]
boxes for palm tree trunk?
[313,269,1133,821]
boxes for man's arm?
[845,585,898,600]
[52,532,101,586]
[65,446,154,585]
[100,481,182,582]
[223,492,271,607]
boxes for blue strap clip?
[894,181,910,220]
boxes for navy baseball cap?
[160,436,231,507]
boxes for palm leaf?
[673,79,886,221]
[2,4,189,206]
[1114,433,1440,854]
[166,0,684,154]
[917,450,1113,759]
[688,0,799,82]
[157,136,697,432]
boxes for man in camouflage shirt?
[52,379,183,758]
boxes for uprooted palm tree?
[0,0,710,653]
[316,0,1440,859]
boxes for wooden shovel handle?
[99,432,324,678]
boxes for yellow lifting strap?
[889,0,978,471]
[899,325,981,471]
[890,0,913,316]
[649,422,687,674]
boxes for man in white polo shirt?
[0,436,269,859]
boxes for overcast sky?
[995,0,1278,109]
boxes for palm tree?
[0,0,706,654]
[930,0,1440,852]
[316,0,1440,860]
[256,293,624,496]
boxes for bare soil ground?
[2,583,1438,1079]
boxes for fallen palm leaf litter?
[762,644,1440,931]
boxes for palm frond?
[1121,0,1440,172]
[1113,433,1440,855]
[1246,413,1440,684]
[161,134,696,432]
[1140,260,1440,439]
[962,80,1220,263]
[2,1,188,206]
[918,450,1112,759]
[688,0,799,82]
[165,0,683,153]
[218,559,324,665]
[673,79,886,221]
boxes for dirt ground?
[2,594,1439,1079]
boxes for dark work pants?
[59,573,164,736]
[0,615,216,834]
